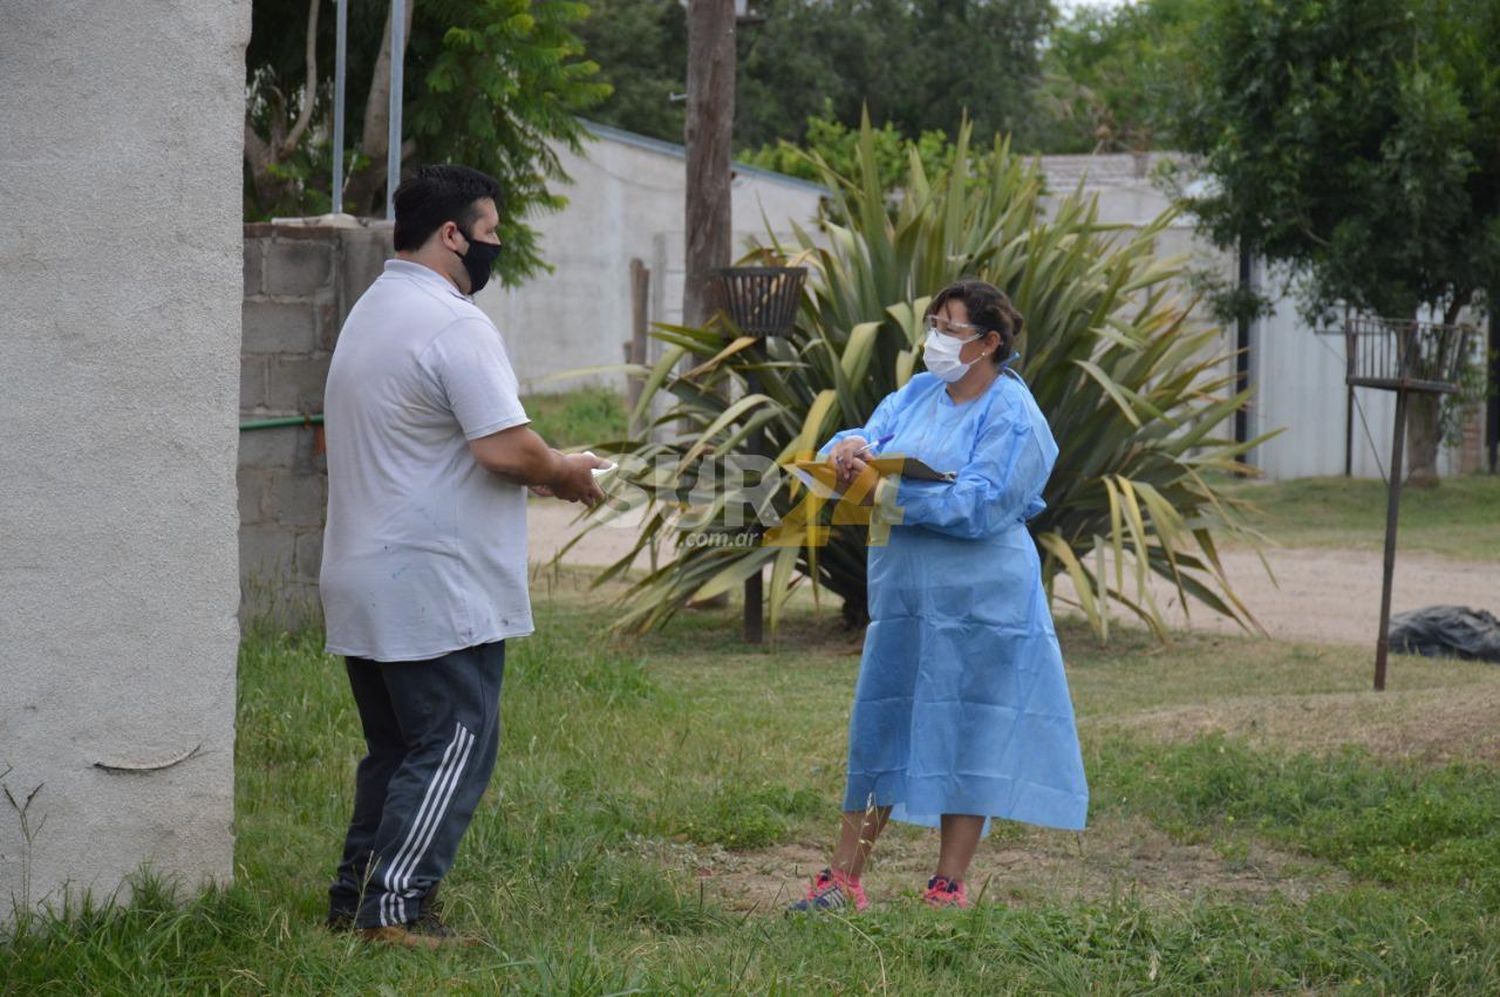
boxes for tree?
[743,109,958,189]
[1183,0,1500,482]
[1039,0,1213,153]
[244,0,609,285]
[736,0,1054,151]
[562,0,1062,152]
[572,0,687,140]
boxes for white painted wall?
[476,122,827,394]
[0,1,249,915]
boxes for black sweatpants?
[328,640,506,929]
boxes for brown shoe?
[356,924,447,950]
[357,909,480,949]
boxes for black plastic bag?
[1389,605,1500,663]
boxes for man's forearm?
[469,426,567,486]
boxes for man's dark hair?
[925,278,1025,366]
[392,165,502,251]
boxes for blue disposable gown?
[818,369,1089,832]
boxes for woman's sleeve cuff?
[871,474,905,527]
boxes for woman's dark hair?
[392,165,502,251]
[925,278,1024,366]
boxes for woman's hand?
[828,437,873,491]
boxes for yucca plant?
[566,118,1269,639]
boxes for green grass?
[1091,736,1500,901]
[8,589,1500,993]
[521,387,628,451]
[1224,473,1500,561]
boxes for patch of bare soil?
[630,816,1345,916]
[1056,546,1499,647]
[1102,682,1500,765]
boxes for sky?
[1055,0,1132,13]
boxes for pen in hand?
[854,433,895,459]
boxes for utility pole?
[683,0,735,330]
[682,0,738,614]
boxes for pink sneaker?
[788,867,869,913]
[922,875,969,909]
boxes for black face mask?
[455,229,501,294]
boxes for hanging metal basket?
[1344,316,1473,395]
[708,266,807,339]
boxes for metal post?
[1488,299,1498,473]
[332,0,347,215]
[1343,306,1354,477]
[1373,388,1409,691]
[709,267,806,644]
[1234,241,1251,463]
[386,0,406,220]
[744,363,765,644]
[1345,386,1355,477]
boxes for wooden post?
[626,259,650,437]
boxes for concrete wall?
[239,221,392,625]
[0,1,251,915]
[476,122,828,394]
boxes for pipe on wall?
[239,414,323,432]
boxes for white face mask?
[923,328,981,383]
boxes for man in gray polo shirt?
[320,164,604,947]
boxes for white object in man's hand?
[552,451,608,506]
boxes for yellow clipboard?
[787,456,956,500]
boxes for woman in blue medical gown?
[789,280,1088,912]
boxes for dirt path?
[1114,545,1497,646]
[527,500,1499,647]
[629,815,1347,916]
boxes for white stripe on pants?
[378,721,475,926]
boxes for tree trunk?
[344,0,417,216]
[682,0,735,329]
[1405,295,1472,487]
[244,124,292,210]
[681,0,736,610]
[1405,392,1442,487]
[280,0,321,157]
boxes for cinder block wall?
[240,221,392,626]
